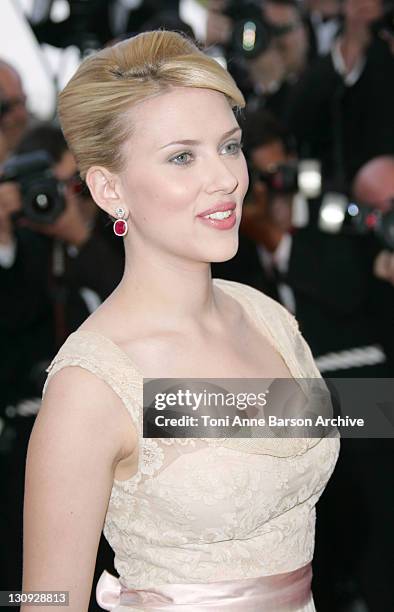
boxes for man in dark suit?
[285,0,394,184]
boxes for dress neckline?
[63,279,326,458]
[69,278,293,379]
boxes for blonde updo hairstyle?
[58,30,245,180]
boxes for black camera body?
[258,163,299,194]
[0,151,65,224]
[252,159,322,200]
[318,195,394,249]
[344,203,394,250]
[223,0,298,59]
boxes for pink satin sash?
[96,562,312,611]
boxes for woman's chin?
[208,240,239,263]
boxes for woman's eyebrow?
[158,126,242,150]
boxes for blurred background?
[0,1,393,610]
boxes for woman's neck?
[114,247,220,332]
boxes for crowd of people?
[1,1,393,610]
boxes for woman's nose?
[204,156,239,194]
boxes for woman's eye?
[223,141,243,155]
[170,152,193,166]
[169,141,243,166]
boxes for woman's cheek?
[158,181,198,212]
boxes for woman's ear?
[85,166,124,217]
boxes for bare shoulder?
[40,366,136,465]
[23,366,134,611]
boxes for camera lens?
[22,175,65,224]
[33,192,53,212]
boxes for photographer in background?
[353,155,394,292]
[206,0,311,118]
[0,124,124,409]
[352,155,394,362]
[207,0,342,61]
[0,60,29,162]
[303,0,343,57]
[285,0,394,184]
[0,124,123,601]
[246,0,311,118]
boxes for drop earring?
[113,207,128,237]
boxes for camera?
[319,194,394,249]
[0,150,65,224]
[223,0,300,59]
[344,202,394,249]
[257,160,322,199]
[258,163,298,193]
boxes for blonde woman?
[22,30,339,612]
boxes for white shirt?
[257,233,296,314]
[331,37,366,86]
[0,239,16,268]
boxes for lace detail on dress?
[43,333,142,431]
[103,435,339,588]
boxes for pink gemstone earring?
[113,207,128,237]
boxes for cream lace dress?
[42,279,340,611]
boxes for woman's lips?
[197,210,237,230]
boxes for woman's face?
[118,86,249,264]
